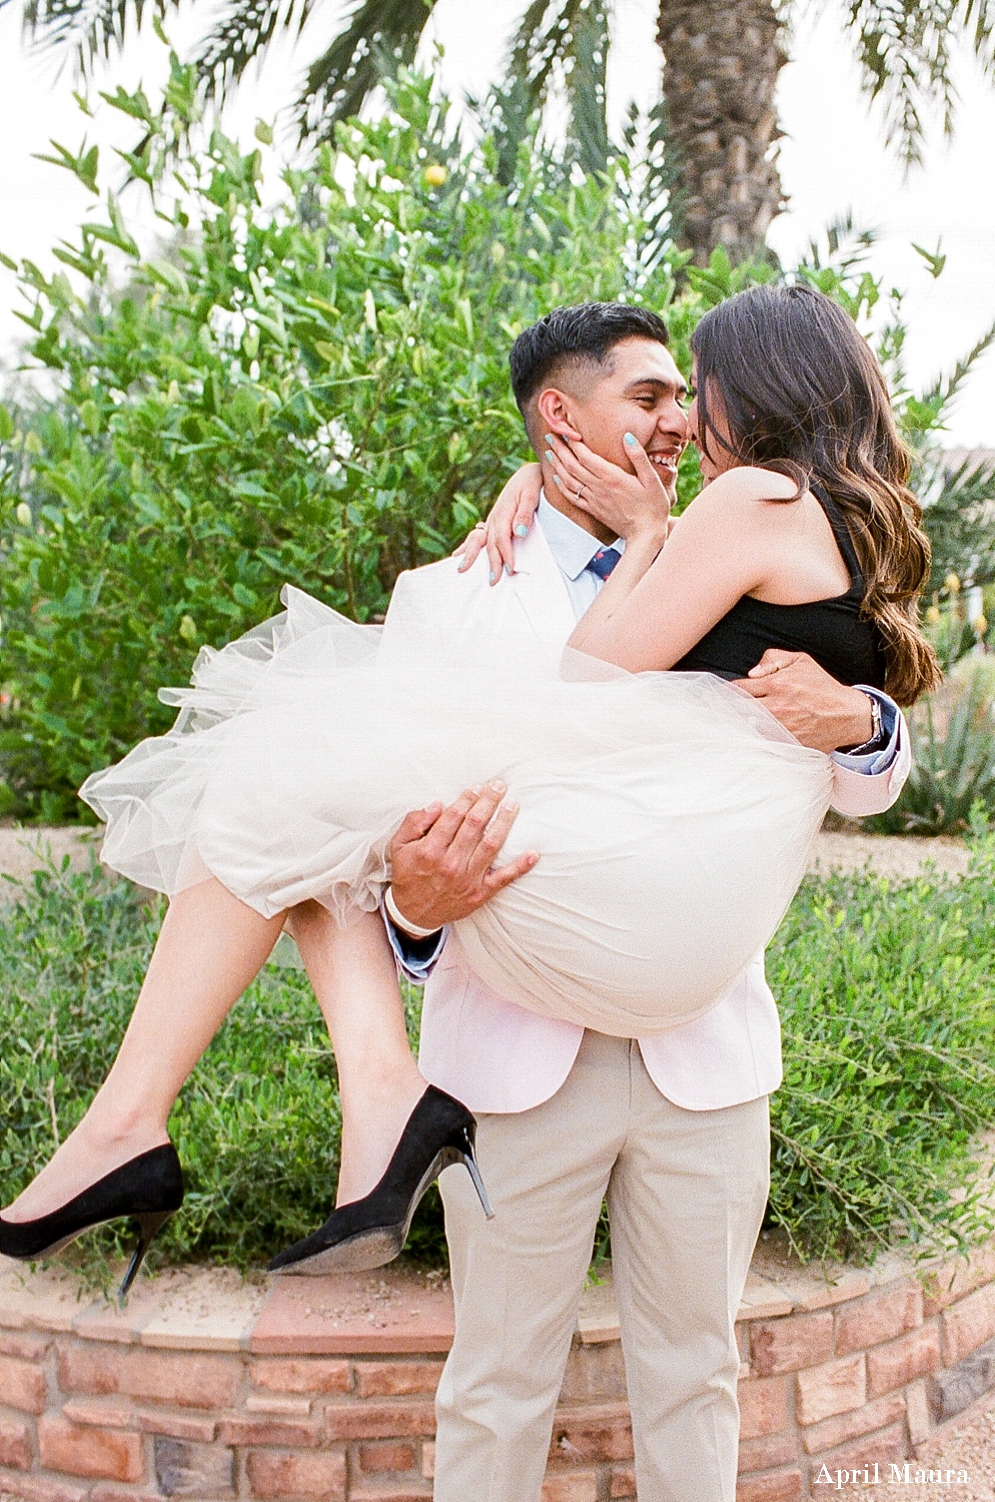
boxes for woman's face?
[687,361,738,483]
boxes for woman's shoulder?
[695,467,801,509]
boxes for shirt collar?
[536,491,624,581]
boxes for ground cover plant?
[2,839,994,1280]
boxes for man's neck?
[538,460,616,546]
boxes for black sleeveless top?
[671,484,886,689]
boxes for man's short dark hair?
[509,302,670,414]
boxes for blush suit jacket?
[383,524,911,1114]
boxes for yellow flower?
[179,615,198,643]
[944,572,961,594]
[973,615,988,637]
[925,605,941,626]
[15,502,32,527]
[423,164,447,187]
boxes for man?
[379,302,909,1501]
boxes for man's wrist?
[837,691,884,753]
[383,884,442,940]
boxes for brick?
[61,1399,136,1429]
[137,1409,217,1442]
[38,1415,143,1482]
[921,1243,995,1313]
[154,1435,236,1497]
[57,1343,240,1409]
[738,1433,797,1473]
[0,1334,50,1361]
[559,1343,627,1404]
[246,1393,311,1417]
[323,1400,436,1441]
[941,1282,995,1364]
[0,1355,47,1415]
[421,1440,435,1479]
[89,1489,162,1502]
[835,1282,923,1355]
[350,1488,430,1502]
[353,1361,445,1399]
[610,1467,637,1499]
[800,1392,905,1454]
[217,1415,321,1448]
[540,1476,599,1502]
[0,1469,89,1502]
[549,1403,633,1463]
[795,1354,865,1426]
[359,1440,416,1472]
[735,1472,803,1502]
[807,1423,907,1486]
[866,1323,942,1396]
[0,1414,32,1470]
[750,1313,834,1377]
[250,1358,350,1395]
[738,1375,790,1440]
[928,1333,995,1422]
[349,1488,430,1502]
[905,1379,932,1444]
[247,1450,346,1502]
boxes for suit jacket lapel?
[507,524,576,645]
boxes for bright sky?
[1,0,994,445]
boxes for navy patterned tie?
[587,546,622,582]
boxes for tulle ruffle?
[81,586,833,1035]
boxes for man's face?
[540,337,690,506]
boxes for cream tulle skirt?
[81,587,834,1036]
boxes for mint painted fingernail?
[545,450,554,462]
[489,570,496,583]
[515,524,529,537]
[553,475,562,488]
[624,431,638,446]
[504,564,511,576]
[544,433,554,444]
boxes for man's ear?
[536,387,583,443]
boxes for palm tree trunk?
[658,0,788,265]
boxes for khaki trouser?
[434,1029,770,1502]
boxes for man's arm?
[735,650,909,817]
[383,782,538,982]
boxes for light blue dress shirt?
[386,496,899,974]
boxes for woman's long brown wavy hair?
[690,283,940,706]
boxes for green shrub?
[2,844,994,1276]
[0,54,912,820]
[864,662,995,835]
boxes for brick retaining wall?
[1,1240,994,1502]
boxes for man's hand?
[734,650,875,753]
[388,782,538,934]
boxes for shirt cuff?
[830,688,900,776]
[380,900,448,982]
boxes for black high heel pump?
[0,1144,185,1306]
[268,1087,493,1276]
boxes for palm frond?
[22,0,174,69]
[193,0,309,101]
[844,0,995,166]
[298,0,440,142]
[565,0,610,174]
[492,0,611,183]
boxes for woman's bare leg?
[4,878,286,1222]
[288,904,426,1206]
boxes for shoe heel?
[456,1134,494,1220]
[118,1211,173,1307]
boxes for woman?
[0,285,938,1296]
